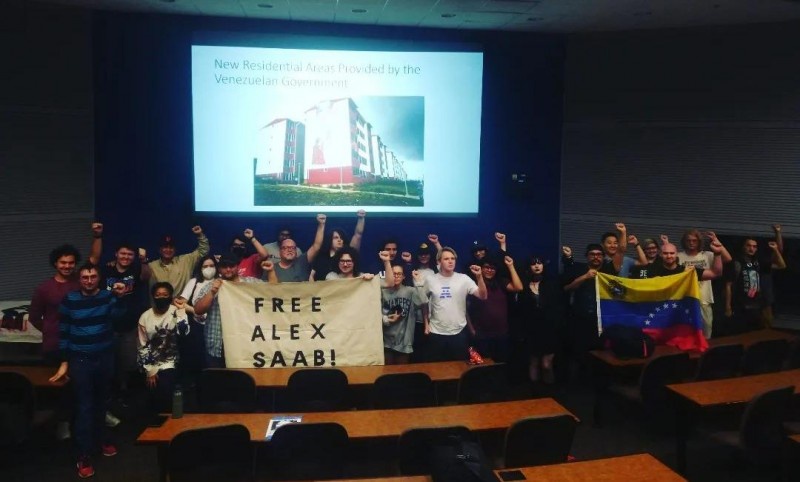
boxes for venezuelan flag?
[596,271,708,352]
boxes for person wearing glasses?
[311,209,366,280]
[264,226,303,263]
[273,214,326,282]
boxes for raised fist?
[356,209,366,218]
[659,234,669,245]
[504,255,514,266]
[243,228,254,239]
[768,241,779,250]
[138,248,147,259]
[400,251,412,263]
[561,246,572,257]
[91,222,104,237]
[317,214,327,224]
[111,282,126,295]
[412,270,424,284]
[773,224,782,233]
[192,225,203,235]
[615,222,626,232]
[379,251,392,262]
[469,265,482,276]
[427,234,439,244]
[627,234,639,245]
[495,232,506,243]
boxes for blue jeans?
[70,350,114,457]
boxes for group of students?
[26,215,785,478]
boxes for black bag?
[602,324,655,359]
[429,435,499,482]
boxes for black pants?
[426,329,469,362]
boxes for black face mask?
[231,245,246,258]
[153,297,172,312]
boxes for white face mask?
[201,267,216,280]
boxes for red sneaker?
[77,456,95,478]
[101,444,118,457]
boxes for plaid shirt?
[197,277,261,357]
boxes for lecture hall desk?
[590,329,797,424]
[666,368,800,473]
[137,398,574,444]
[331,453,686,482]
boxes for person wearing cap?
[147,225,209,295]
[423,247,487,362]
[274,214,326,282]
[410,234,442,278]
[468,232,509,281]
[467,255,523,363]
[193,256,278,367]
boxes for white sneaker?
[104,411,121,427]
[56,421,71,440]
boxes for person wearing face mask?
[513,255,565,385]
[228,228,269,278]
[174,255,218,374]
[137,282,189,418]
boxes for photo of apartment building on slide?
[254,96,424,207]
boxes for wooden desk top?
[137,397,573,444]
[789,434,800,445]
[666,368,800,408]
[226,360,493,387]
[332,453,685,482]
[0,365,66,387]
[591,329,796,368]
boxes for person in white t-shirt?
[423,247,487,361]
[675,229,732,338]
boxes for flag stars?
[655,307,661,312]
[663,302,670,309]
[672,303,678,308]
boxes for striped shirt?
[58,290,124,360]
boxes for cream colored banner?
[217,278,384,368]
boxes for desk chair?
[0,372,54,447]
[702,385,794,466]
[370,372,436,409]
[604,352,691,423]
[197,369,257,413]
[456,363,511,404]
[281,368,351,412]
[267,422,349,480]
[397,425,473,475]
[694,344,744,381]
[503,414,577,468]
[167,424,252,482]
[741,339,790,375]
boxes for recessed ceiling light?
[352,8,367,13]
[257,3,273,7]
[441,13,456,18]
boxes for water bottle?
[172,385,184,419]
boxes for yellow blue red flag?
[596,271,708,352]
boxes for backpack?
[602,324,655,359]
[429,434,499,482]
